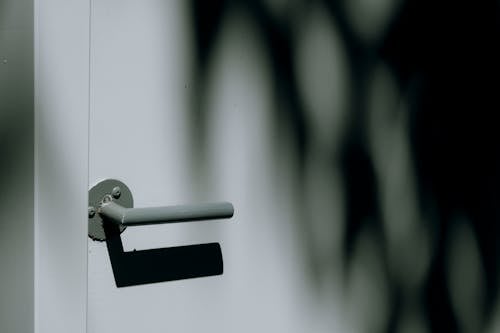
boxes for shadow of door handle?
[102,221,224,288]
[88,179,234,287]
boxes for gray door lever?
[99,200,234,226]
[87,179,234,286]
[88,179,234,241]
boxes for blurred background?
[2,0,500,332]
[0,0,34,332]
[180,1,500,332]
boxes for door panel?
[88,1,328,332]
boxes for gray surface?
[88,2,335,332]
[35,0,90,332]
[0,0,34,332]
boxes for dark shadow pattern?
[103,222,223,288]
[187,0,500,332]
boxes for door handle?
[88,179,234,241]
[98,201,234,226]
[88,179,234,287]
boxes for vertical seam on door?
[86,0,93,332]
[33,0,40,331]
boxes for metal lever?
[88,178,233,287]
[88,179,234,241]
[99,201,234,226]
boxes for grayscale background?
[177,1,500,332]
[2,0,500,332]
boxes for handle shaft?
[99,201,234,226]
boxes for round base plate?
[88,179,133,241]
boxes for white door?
[32,1,345,332]
[86,1,338,333]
